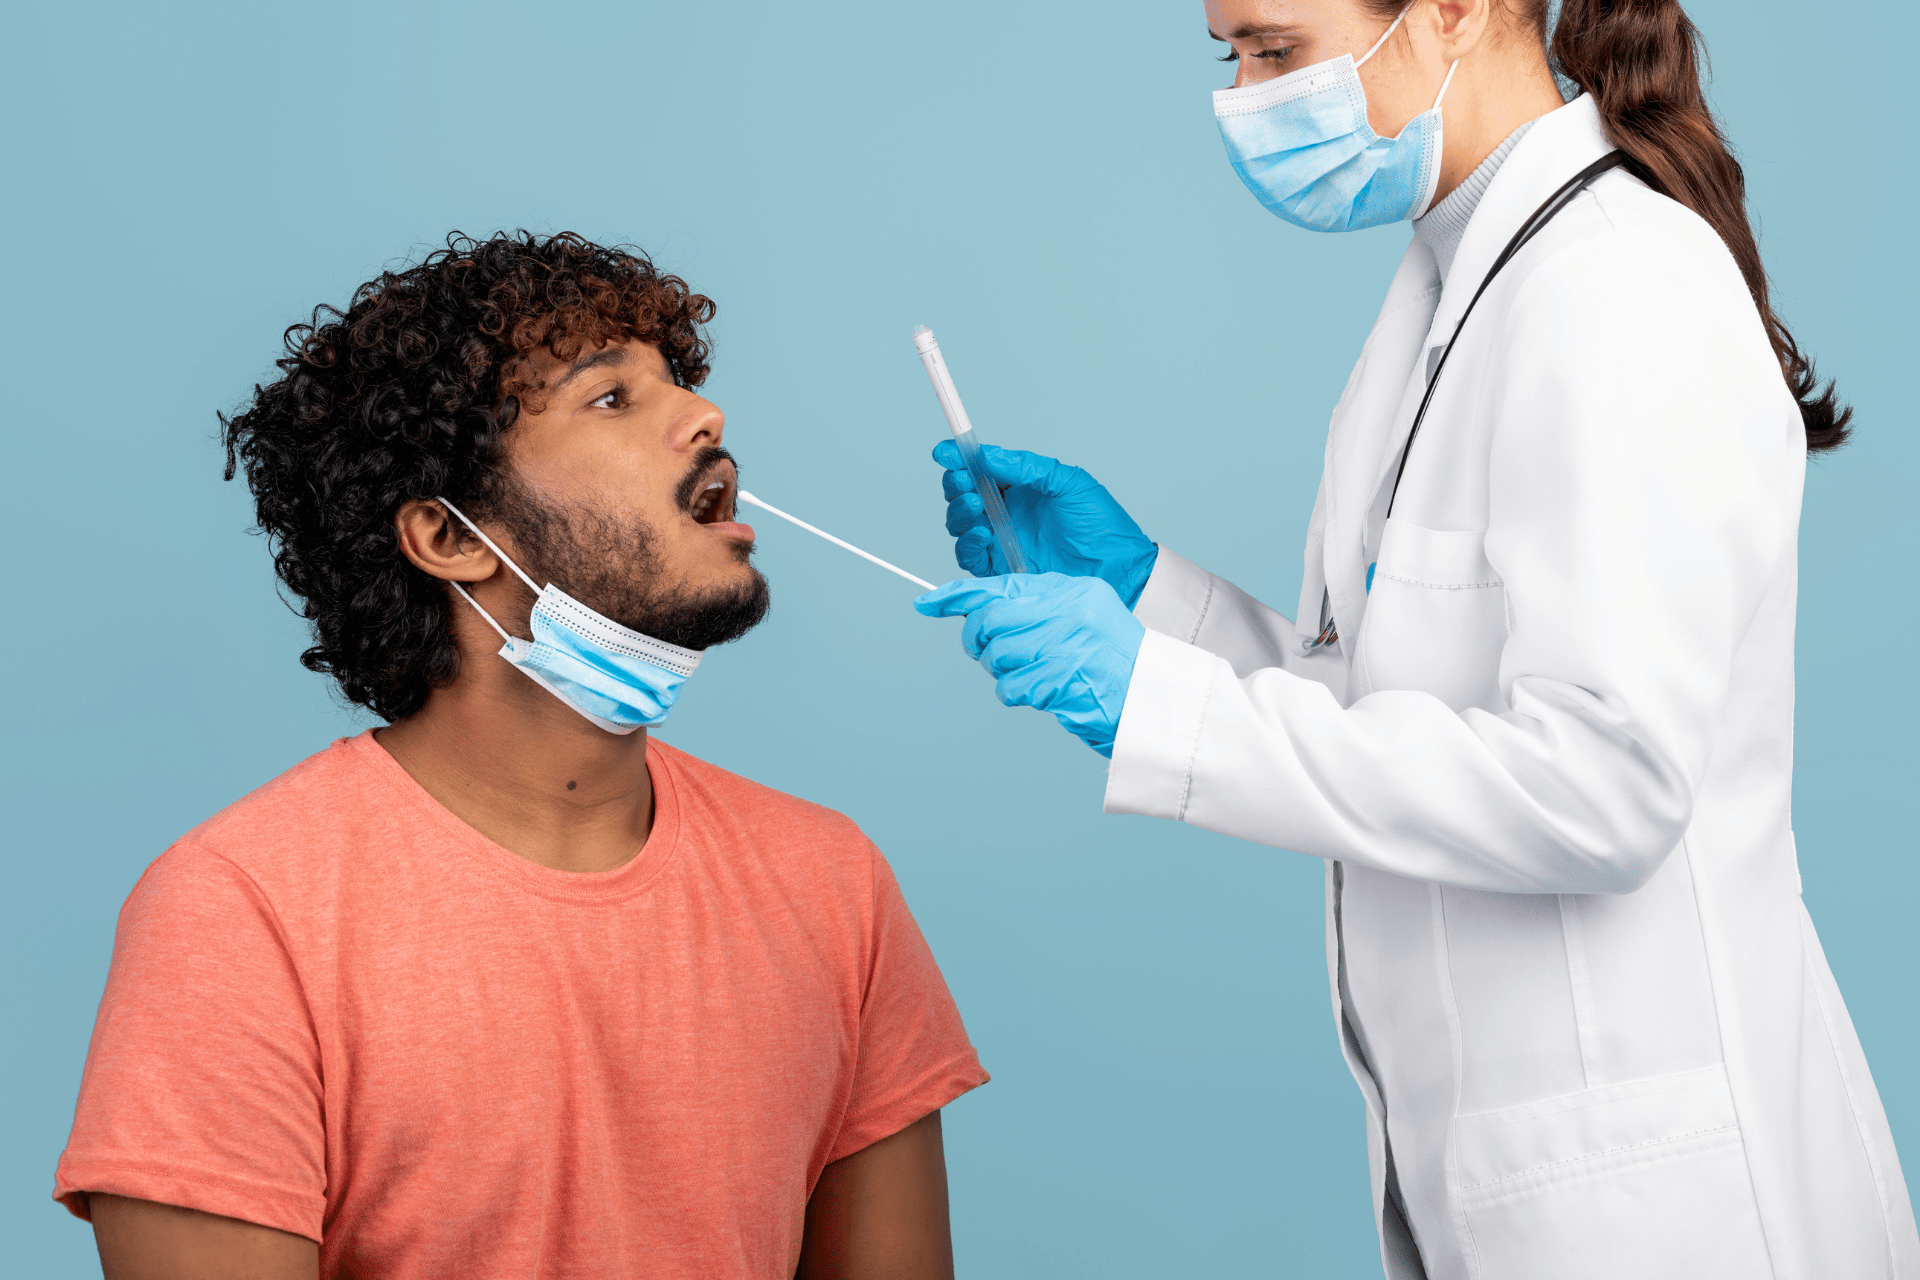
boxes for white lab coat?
[1106,95,1918,1279]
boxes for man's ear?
[395,500,498,583]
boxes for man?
[54,231,987,1279]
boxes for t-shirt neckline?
[344,729,685,904]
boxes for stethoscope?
[1301,149,1635,655]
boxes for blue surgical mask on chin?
[1213,5,1458,233]
[437,498,703,734]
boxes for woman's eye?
[1217,45,1294,64]
[590,388,621,409]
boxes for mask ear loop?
[1357,4,1462,220]
[1355,3,1413,68]
[1355,3,1459,111]
[435,497,543,646]
[1407,58,1461,218]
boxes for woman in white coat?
[915,0,1918,1276]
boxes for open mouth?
[686,460,738,526]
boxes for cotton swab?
[738,490,938,592]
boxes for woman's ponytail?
[1548,0,1850,451]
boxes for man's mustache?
[674,446,737,514]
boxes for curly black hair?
[221,230,717,722]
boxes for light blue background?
[4,1,1913,1274]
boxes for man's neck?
[375,658,655,874]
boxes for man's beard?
[487,462,770,652]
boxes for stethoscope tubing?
[1302,148,1637,655]
[1384,149,1636,518]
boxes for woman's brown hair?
[1378,0,1850,452]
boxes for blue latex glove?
[934,442,1158,608]
[915,573,1145,757]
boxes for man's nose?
[670,394,725,452]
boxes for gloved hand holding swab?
[738,490,936,592]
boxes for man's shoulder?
[651,740,877,870]
[651,738,866,837]
[180,732,389,876]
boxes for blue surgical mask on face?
[1213,6,1458,233]
[438,498,703,734]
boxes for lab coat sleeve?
[1133,546,1348,690]
[1107,226,1803,895]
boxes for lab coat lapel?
[1422,95,1615,349]
[1336,95,1620,635]
[1312,244,1440,666]
[1312,96,1617,675]
[1296,471,1332,641]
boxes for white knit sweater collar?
[1412,119,1537,282]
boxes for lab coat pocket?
[1355,519,1507,711]
[1454,1065,1770,1280]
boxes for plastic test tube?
[911,326,1028,575]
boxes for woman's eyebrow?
[1209,21,1301,40]
[552,346,630,393]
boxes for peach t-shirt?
[55,731,986,1278]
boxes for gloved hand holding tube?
[914,573,1144,757]
[911,327,1157,754]
[935,442,1159,606]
